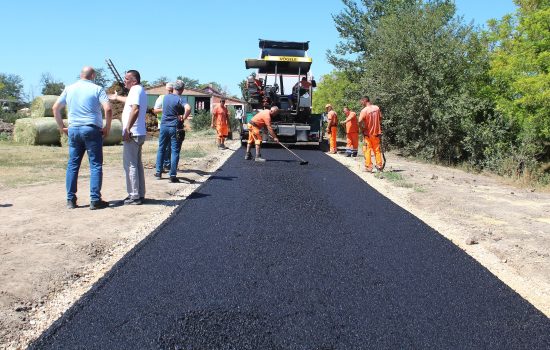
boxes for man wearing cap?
[325,104,338,154]
[245,106,279,162]
[358,96,383,172]
[154,80,191,183]
[211,98,229,150]
[340,106,359,157]
[153,82,174,171]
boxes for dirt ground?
[1,138,549,349]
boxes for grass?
[375,170,415,189]
[0,129,219,188]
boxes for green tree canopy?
[0,73,24,100]
[176,76,200,89]
[40,73,65,95]
[487,0,550,141]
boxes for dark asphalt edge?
[325,153,550,321]
[28,151,240,349]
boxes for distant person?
[340,106,359,157]
[235,107,243,120]
[52,66,112,210]
[245,106,279,162]
[325,104,338,154]
[211,99,230,150]
[358,96,383,172]
[154,80,191,183]
[109,70,147,204]
[153,82,174,172]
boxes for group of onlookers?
[53,66,194,210]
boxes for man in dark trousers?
[154,80,191,183]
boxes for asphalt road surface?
[31,147,550,349]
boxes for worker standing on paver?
[340,106,359,157]
[211,98,230,150]
[245,106,279,162]
[358,96,383,172]
[325,104,338,154]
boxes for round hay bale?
[30,95,65,118]
[60,119,122,147]
[13,117,61,145]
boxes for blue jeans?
[155,126,182,177]
[159,126,171,168]
[66,125,103,202]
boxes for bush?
[191,110,211,131]
[0,111,24,124]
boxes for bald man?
[53,66,112,210]
[245,106,280,162]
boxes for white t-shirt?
[122,85,147,136]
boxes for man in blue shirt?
[154,79,191,183]
[53,66,112,210]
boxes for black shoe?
[90,199,109,210]
[123,197,142,205]
[245,152,252,160]
[67,199,77,209]
[169,176,180,183]
[154,172,162,180]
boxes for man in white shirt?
[109,69,147,205]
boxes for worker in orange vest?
[325,104,338,154]
[245,106,280,162]
[358,96,383,172]
[211,98,230,150]
[340,106,359,157]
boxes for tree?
[312,71,358,115]
[239,79,248,101]
[40,73,65,95]
[93,68,110,88]
[487,0,550,142]
[0,73,24,100]
[151,76,169,87]
[330,0,497,163]
[176,76,199,89]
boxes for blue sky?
[1,0,517,101]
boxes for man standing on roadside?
[53,66,112,210]
[245,106,279,162]
[340,106,359,157]
[358,96,383,172]
[325,104,338,154]
[109,70,147,205]
[211,98,229,150]
[154,80,191,183]
[153,82,174,172]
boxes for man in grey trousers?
[109,69,147,205]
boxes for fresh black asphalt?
[31,146,550,349]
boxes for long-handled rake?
[278,142,309,165]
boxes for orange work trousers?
[216,124,228,143]
[363,135,383,170]
[247,124,262,145]
[346,132,359,154]
[328,126,338,153]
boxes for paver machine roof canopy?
[245,40,312,75]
